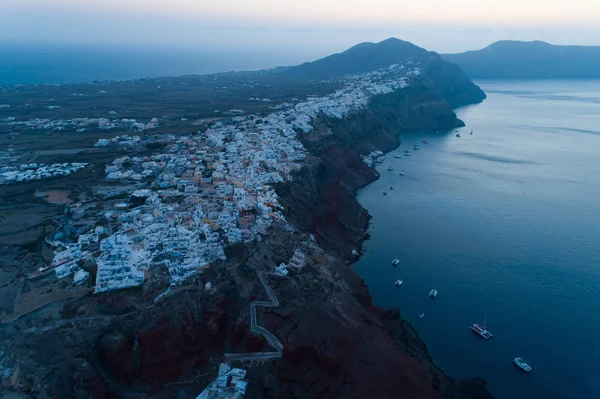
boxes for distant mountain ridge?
[444,41,600,79]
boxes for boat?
[456,133,461,138]
[469,314,493,340]
[392,259,400,266]
[387,167,393,171]
[470,130,473,135]
[513,357,532,373]
[419,313,425,319]
[395,279,403,287]
[405,153,411,157]
[389,185,394,190]
[429,289,438,298]
[399,172,405,176]
[413,144,420,150]
[422,140,429,144]
[383,192,388,196]
[395,155,402,159]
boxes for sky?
[2,0,600,60]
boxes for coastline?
[273,78,493,397]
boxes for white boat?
[387,167,393,171]
[389,185,394,190]
[419,313,425,319]
[429,289,438,298]
[392,259,400,266]
[405,153,411,157]
[395,155,402,159]
[395,279,403,287]
[513,357,532,373]
[399,172,405,176]
[413,144,420,150]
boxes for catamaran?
[469,314,493,340]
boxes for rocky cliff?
[268,72,493,399]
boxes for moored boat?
[395,279,403,287]
[392,259,400,266]
[513,357,532,373]
[429,289,438,298]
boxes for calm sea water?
[0,44,298,86]
[353,80,600,399]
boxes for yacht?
[513,357,532,373]
[389,185,394,190]
[383,192,388,196]
[419,313,425,319]
[429,289,438,298]
[387,166,394,172]
[422,140,429,144]
[405,153,411,157]
[469,314,493,340]
[392,259,400,266]
[395,279,404,287]
[413,144,420,150]
[395,155,402,159]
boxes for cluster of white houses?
[0,162,88,184]
[2,116,159,133]
[40,63,420,293]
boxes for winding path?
[224,270,283,362]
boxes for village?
[0,63,421,397]
[39,62,421,300]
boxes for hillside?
[444,40,600,79]
[284,37,486,107]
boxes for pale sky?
[2,0,600,55]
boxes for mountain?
[444,40,600,79]
[284,37,486,107]
[284,38,433,79]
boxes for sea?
[0,43,302,86]
[353,80,600,399]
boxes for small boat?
[469,314,493,340]
[383,192,388,196]
[513,357,532,373]
[395,279,403,287]
[399,172,405,176]
[456,133,461,138]
[395,155,402,159]
[387,167,394,172]
[470,130,473,135]
[389,185,394,190]
[413,144,420,150]
[419,313,425,319]
[429,289,438,298]
[422,140,429,144]
[405,153,411,157]
[392,259,400,266]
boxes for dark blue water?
[353,80,600,399]
[0,43,292,86]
